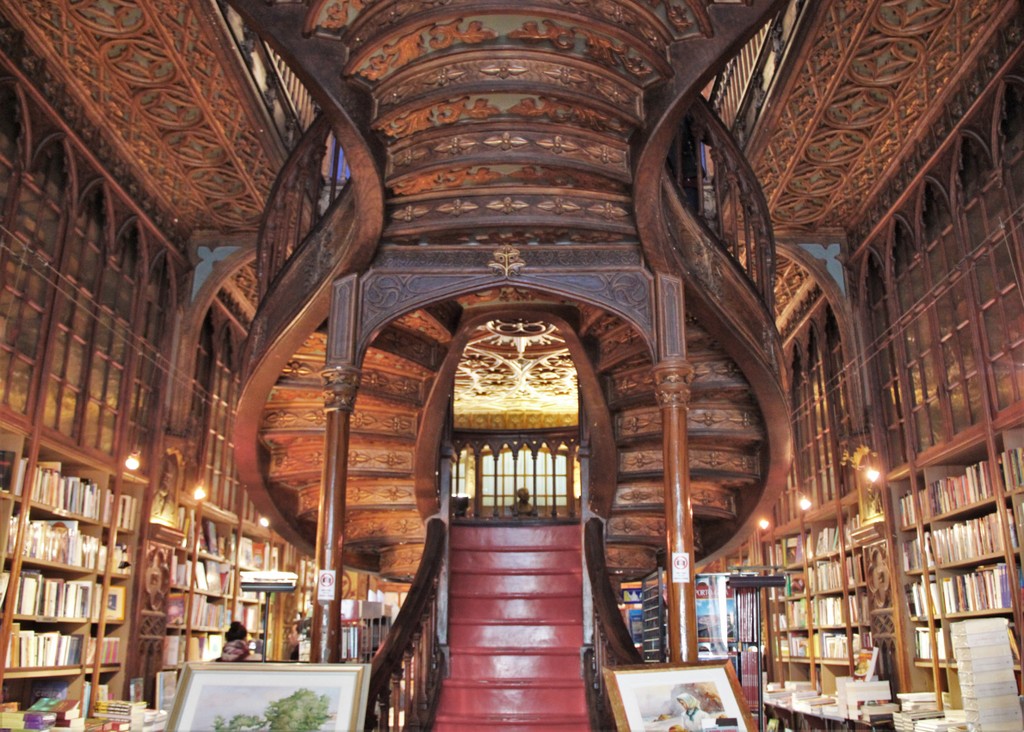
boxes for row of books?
[163,631,224,666]
[925,461,994,517]
[6,626,120,667]
[929,512,1017,564]
[938,562,1015,614]
[5,570,95,619]
[808,556,855,593]
[169,554,232,595]
[0,455,139,531]
[9,518,102,569]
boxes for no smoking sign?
[671,551,690,583]
[317,569,337,601]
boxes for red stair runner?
[434,523,590,731]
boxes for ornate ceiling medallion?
[453,319,579,428]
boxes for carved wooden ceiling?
[752,0,1014,234]
[1,0,1009,257]
[0,0,278,235]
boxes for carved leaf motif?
[509,19,577,50]
[361,26,427,81]
[429,19,497,50]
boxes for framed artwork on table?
[603,660,755,732]
[167,662,371,732]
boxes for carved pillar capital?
[653,360,695,408]
[321,365,361,412]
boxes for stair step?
[448,621,583,648]
[436,679,587,710]
[450,525,580,550]
[447,649,581,680]
[449,548,579,571]
[433,712,591,730]
[448,572,581,596]
[449,595,581,622]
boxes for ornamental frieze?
[261,408,327,431]
[350,19,498,82]
[689,447,759,477]
[345,510,426,543]
[613,481,662,509]
[347,446,415,474]
[374,55,642,121]
[349,408,417,439]
[375,93,631,140]
[616,407,662,440]
[378,542,426,581]
[606,514,665,539]
[389,165,629,197]
[687,405,760,437]
[358,367,426,404]
[603,543,657,577]
[608,366,656,403]
[619,449,663,475]
[349,480,416,507]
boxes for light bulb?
[124,452,140,471]
[259,516,270,528]
[865,467,881,483]
[194,486,207,501]
[799,497,812,511]
[758,518,770,531]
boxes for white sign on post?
[317,569,337,602]
[671,551,690,583]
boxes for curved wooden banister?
[583,517,642,731]
[366,517,446,731]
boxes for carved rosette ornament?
[653,361,696,408]
[321,365,361,412]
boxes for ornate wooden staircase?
[435,523,589,731]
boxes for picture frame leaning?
[603,659,755,732]
[167,662,371,732]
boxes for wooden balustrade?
[365,518,446,731]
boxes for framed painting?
[603,660,755,732]
[167,662,371,732]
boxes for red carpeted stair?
[434,523,590,731]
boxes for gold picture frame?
[167,662,370,732]
[603,659,755,731]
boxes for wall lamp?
[841,444,880,483]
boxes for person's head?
[226,621,247,642]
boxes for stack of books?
[835,677,891,719]
[893,691,941,731]
[950,617,1022,731]
[91,700,146,731]
[860,700,899,724]
[28,698,82,730]
[914,710,968,731]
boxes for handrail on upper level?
[365,517,446,731]
[667,96,776,313]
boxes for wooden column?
[311,364,360,663]
[655,359,697,663]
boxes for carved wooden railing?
[667,97,776,312]
[255,113,349,298]
[365,517,446,731]
[583,517,643,731]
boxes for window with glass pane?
[45,186,106,437]
[83,224,138,454]
[865,254,906,467]
[2,143,66,415]
[893,219,943,452]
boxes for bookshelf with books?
[0,430,143,707]
[890,433,1024,705]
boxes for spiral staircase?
[231,0,790,575]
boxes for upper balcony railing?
[255,116,350,297]
[667,98,776,313]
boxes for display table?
[765,700,896,731]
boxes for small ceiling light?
[799,496,812,511]
[259,516,270,528]
[124,452,140,471]
[194,485,207,502]
[758,518,770,531]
